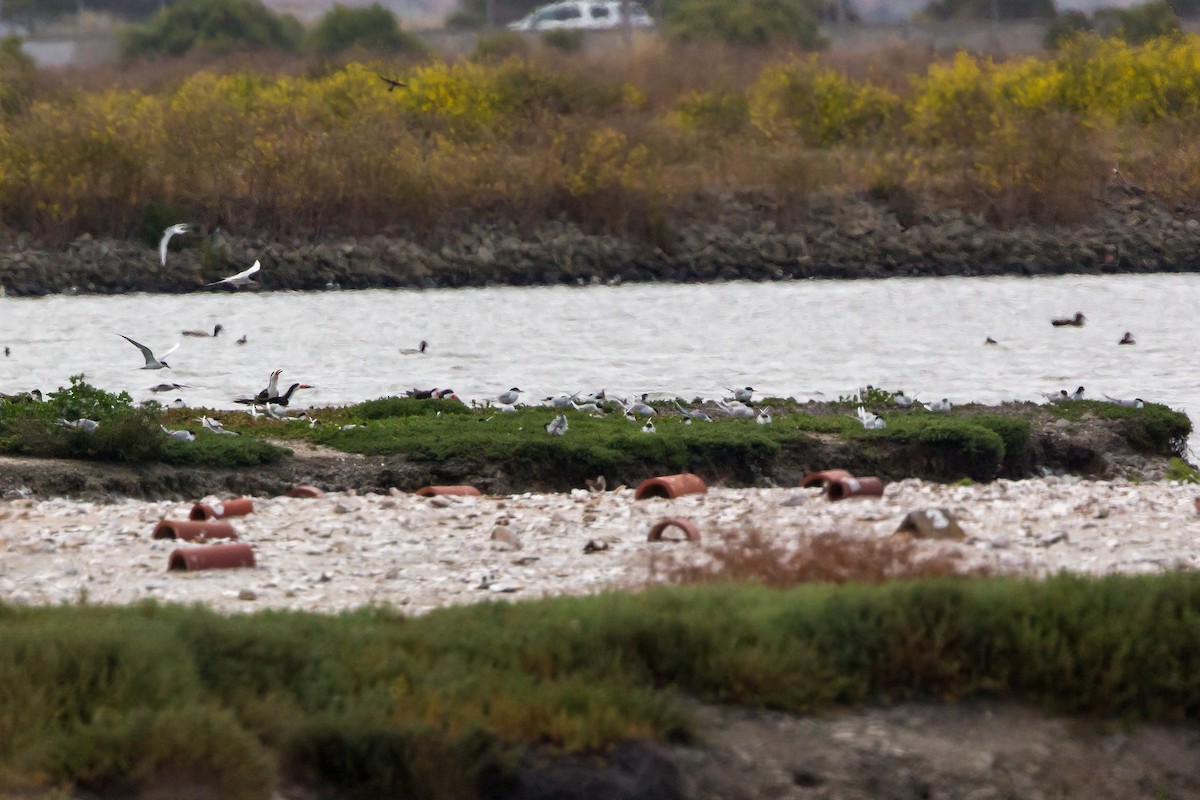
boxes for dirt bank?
[1,187,1198,296]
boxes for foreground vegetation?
[7,32,1200,243]
[1,573,1197,797]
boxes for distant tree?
[1044,8,1092,50]
[1110,0,1180,43]
[0,34,36,116]
[308,3,426,55]
[922,0,1054,21]
[665,0,826,48]
[4,0,182,22]
[119,0,302,58]
[447,0,544,29]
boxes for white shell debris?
[1,479,1198,614]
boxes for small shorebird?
[182,324,223,338]
[119,334,178,369]
[641,419,656,434]
[206,260,261,289]
[545,413,568,436]
[856,406,885,429]
[718,400,755,419]
[725,386,754,403]
[160,425,195,442]
[756,408,773,425]
[400,340,429,355]
[1119,331,1136,345]
[1070,386,1085,401]
[159,223,195,267]
[236,335,248,345]
[674,400,712,422]
[928,398,952,412]
[197,416,238,435]
[1104,395,1145,408]
[497,387,522,406]
[1051,312,1086,327]
[58,418,99,433]
[894,391,919,408]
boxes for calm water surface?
[0,274,1193,438]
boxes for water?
[0,274,1192,434]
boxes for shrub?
[307,3,427,56]
[747,56,900,145]
[671,90,750,138]
[541,28,585,53]
[119,0,303,59]
[0,35,35,117]
[470,29,532,62]
[1044,9,1093,51]
[665,0,826,49]
[1114,1,1180,46]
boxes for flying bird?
[159,223,195,267]
[118,334,178,370]
[149,382,191,393]
[377,74,407,92]
[205,260,261,289]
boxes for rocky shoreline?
[2,187,1199,295]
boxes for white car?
[508,1,655,32]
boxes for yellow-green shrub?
[747,56,900,146]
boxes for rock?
[490,526,522,549]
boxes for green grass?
[2,382,1191,483]
[0,376,290,468]
[1,573,1199,797]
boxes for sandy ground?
[2,476,1199,614]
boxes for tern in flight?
[119,334,178,370]
[206,260,261,289]
[159,223,196,267]
[377,74,407,92]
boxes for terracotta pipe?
[168,543,256,571]
[189,497,254,520]
[286,485,325,498]
[152,518,238,542]
[800,469,853,489]
[826,476,885,501]
[634,473,707,500]
[416,485,482,497]
[647,517,701,543]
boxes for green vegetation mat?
[1,573,1198,798]
[1,380,1190,486]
